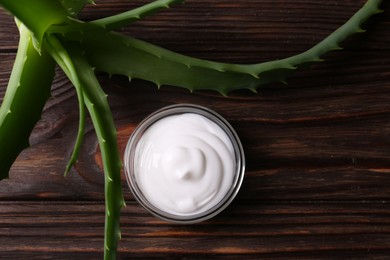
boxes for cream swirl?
[134,113,235,216]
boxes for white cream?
[133,113,236,216]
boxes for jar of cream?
[124,104,245,223]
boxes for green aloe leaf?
[89,0,184,30]
[66,43,125,260]
[0,23,55,179]
[77,0,383,95]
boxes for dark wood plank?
[0,0,389,259]
[1,201,390,259]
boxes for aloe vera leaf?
[0,23,55,180]
[44,35,86,176]
[88,0,184,30]
[79,0,382,95]
[44,34,124,258]
[49,0,184,38]
[66,44,125,260]
[50,0,95,174]
[79,32,266,95]
[0,0,70,51]
[247,0,384,77]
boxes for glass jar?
[123,104,245,223]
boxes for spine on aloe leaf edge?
[0,23,55,179]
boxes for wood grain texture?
[0,0,389,258]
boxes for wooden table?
[1,0,389,258]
